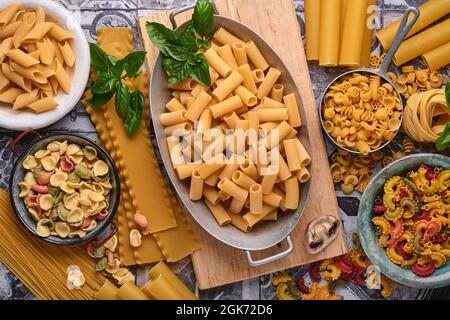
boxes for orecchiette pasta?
[19,140,112,239]
[387,66,444,100]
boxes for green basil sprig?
[86,43,147,135]
[435,83,450,151]
[145,0,214,87]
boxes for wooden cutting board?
[137,0,348,290]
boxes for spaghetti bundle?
[0,188,104,300]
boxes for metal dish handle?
[245,236,293,267]
[379,7,420,74]
[169,1,218,30]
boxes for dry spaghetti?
[0,188,104,300]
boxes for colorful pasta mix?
[19,140,112,239]
[372,164,450,277]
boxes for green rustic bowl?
[358,153,450,289]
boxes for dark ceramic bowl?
[358,154,450,288]
[9,132,120,245]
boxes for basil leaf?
[178,23,199,53]
[165,44,192,61]
[436,122,450,151]
[89,43,113,73]
[189,54,211,87]
[163,56,191,84]
[108,55,118,65]
[91,73,119,94]
[86,90,115,109]
[124,90,144,135]
[197,39,209,50]
[118,51,147,78]
[115,83,131,120]
[192,0,214,37]
[146,22,181,56]
[445,82,450,109]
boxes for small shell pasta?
[18,140,113,239]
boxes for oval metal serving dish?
[150,15,311,260]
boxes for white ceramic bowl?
[0,0,90,130]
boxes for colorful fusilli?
[372,164,450,277]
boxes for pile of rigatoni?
[0,3,75,113]
[159,27,311,233]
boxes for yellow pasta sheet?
[97,27,177,234]
[84,95,164,265]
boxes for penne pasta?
[0,37,13,63]
[57,41,76,67]
[36,37,55,65]
[1,62,31,92]
[27,96,58,113]
[0,3,20,29]
[48,23,74,42]
[0,21,21,39]
[22,22,54,43]
[5,48,39,67]
[12,12,36,48]
[54,59,71,94]
[10,62,47,84]
[0,87,24,103]
[0,5,76,113]
[13,88,38,110]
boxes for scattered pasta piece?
[387,66,444,100]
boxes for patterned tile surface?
[0,0,448,300]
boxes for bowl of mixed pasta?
[9,132,120,245]
[0,0,90,130]
[149,13,312,264]
[358,154,450,288]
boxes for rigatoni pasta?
[0,4,76,113]
[159,26,311,232]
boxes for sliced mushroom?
[306,215,340,254]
